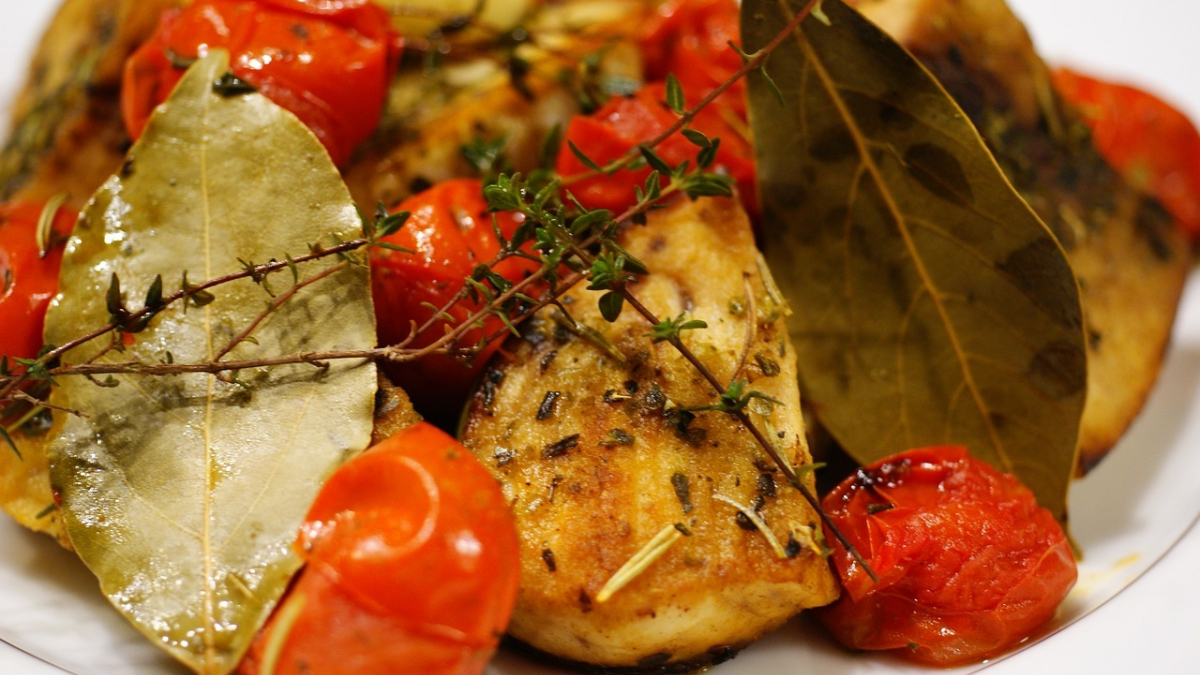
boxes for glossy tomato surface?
[1054,67,1200,244]
[641,0,745,114]
[122,0,402,165]
[558,0,755,216]
[371,178,534,422]
[556,82,755,216]
[0,201,75,364]
[239,421,520,675]
[817,446,1077,667]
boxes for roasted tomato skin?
[0,201,76,364]
[556,83,755,216]
[238,421,520,675]
[641,0,745,114]
[817,445,1076,667]
[1053,67,1200,244]
[370,178,534,422]
[557,0,755,216]
[121,0,402,166]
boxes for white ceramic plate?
[2,1,1199,674]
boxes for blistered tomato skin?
[1053,67,1200,245]
[370,178,534,422]
[817,446,1077,667]
[238,421,521,675]
[0,201,76,364]
[121,0,402,166]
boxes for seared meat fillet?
[0,0,647,214]
[850,0,1191,473]
[0,0,181,209]
[460,195,839,670]
[0,426,69,547]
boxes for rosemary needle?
[595,523,687,604]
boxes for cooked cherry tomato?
[370,178,535,422]
[556,0,756,216]
[0,201,76,365]
[122,0,402,166]
[556,82,755,215]
[816,445,1076,667]
[641,0,745,116]
[239,421,520,675]
[1053,67,1200,244]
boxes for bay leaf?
[43,51,377,674]
[742,0,1086,524]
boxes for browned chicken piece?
[1,0,648,213]
[0,426,70,547]
[342,37,643,210]
[1,0,181,210]
[460,195,839,671]
[343,1,648,209]
[849,0,1191,473]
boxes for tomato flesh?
[370,178,535,422]
[1053,67,1200,244]
[122,0,402,166]
[817,445,1076,666]
[0,201,76,365]
[239,421,520,675]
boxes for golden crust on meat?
[0,425,70,547]
[461,196,839,669]
[1,0,182,209]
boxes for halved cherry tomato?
[122,0,402,166]
[0,201,76,364]
[370,178,535,422]
[817,445,1076,667]
[556,82,756,216]
[238,421,520,675]
[1053,67,1200,244]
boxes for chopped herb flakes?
[599,429,634,447]
[671,472,693,514]
[755,352,782,377]
[542,434,580,459]
[757,472,777,499]
[537,391,562,420]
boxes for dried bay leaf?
[43,51,376,674]
[742,0,1085,524]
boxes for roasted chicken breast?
[460,195,839,670]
